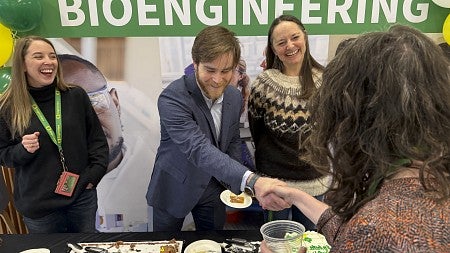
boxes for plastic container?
[260,220,305,253]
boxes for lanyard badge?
[31,88,79,197]
[55,171,79,196]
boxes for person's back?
[306,25,450,252]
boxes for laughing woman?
[0,36,108,233]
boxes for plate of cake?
[68,239,183,253]
[184,239,221,253]
[220,190,252,209]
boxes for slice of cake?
[229,193,245,203]
[160,245,177,253]
[302,231,331,253]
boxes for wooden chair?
[0,166,17,234]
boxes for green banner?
[24,0,450,37]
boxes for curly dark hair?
[305,25,450,221]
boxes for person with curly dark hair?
[262,25,450,252]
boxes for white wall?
[124,37,164,102]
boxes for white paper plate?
[19,249,50,253]
[220,190,252,209]
[184,239,222,253]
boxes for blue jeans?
[23,189,98,233]
[263,194,324,231]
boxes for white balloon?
[432,0,450,8]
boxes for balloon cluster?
[0,0,42,93]
[0,0,43,64]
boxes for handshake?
[250,175,293,211]
[249,174,329,226]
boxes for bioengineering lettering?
[58,0,430,27]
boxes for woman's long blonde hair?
[0,36,69,137]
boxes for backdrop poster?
[94,82,160,232]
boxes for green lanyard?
[31,88,67,171]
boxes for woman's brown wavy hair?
[304,25,450,221]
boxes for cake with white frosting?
[302,231,331,253]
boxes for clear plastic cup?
[260,220,305,253]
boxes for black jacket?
[0,83,108,218]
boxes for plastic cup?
[260,220,305,253]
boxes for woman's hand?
[22,132,40,153]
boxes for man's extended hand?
[254,176,291,210]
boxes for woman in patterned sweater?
[262,25,450,252]
[248,15,327,230]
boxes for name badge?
[55,171,79,197]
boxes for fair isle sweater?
[248,68,329,196]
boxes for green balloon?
[0,0,42,32]
[0,66,11,94]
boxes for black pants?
[153,178,226,231]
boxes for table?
[0,230,263,252]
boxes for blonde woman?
[0,36,108,233]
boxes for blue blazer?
[146,74,247,218]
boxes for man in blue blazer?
[146,26,290,231]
